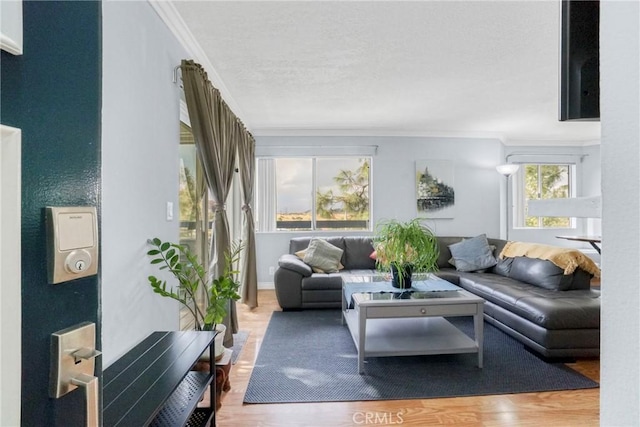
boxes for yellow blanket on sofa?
[500,241,601,278]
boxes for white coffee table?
[342,285,484,374]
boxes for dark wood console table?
[103,331,217,426]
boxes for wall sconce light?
[496,164,520,177]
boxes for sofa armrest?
[278,254,313,277]
[274,256,310,309]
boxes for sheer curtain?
[181,59,254,345]
[194,156,210,311]
[237,125,258,307]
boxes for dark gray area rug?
[244,310,598,403]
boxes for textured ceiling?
[172,1,600,144]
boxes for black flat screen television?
[559,0,600,121]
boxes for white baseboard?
[258,281,275,290]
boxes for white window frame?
[513,162,577,229]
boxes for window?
[179,122,215,249]
[257,157,371,231]
[179,122,213,330]
[515,163,575,228]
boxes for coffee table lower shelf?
[343,309,481,373]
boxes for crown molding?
[251,128,601,147]
[147,0,249,127]
[251,127,506,141]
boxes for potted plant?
[373,218,439,289]
[146,237,243,359]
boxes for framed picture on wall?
[416,160,455,219]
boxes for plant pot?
[198,323,227,364]
[214,324,227,361]
[391,264,413,289]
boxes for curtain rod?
[259,145,378,154]
[505,152,589,163]
[260,145,379,149]
[175,63,253,139]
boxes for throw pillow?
[448,234,498,272]
[295,248,344,273]
[448,244,496,267]
[301,239,344,273]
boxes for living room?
[0,1,638,426]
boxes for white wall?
[101,2,188,366]
[581,144,602,240]
[600,1,640,425]
[581,144,602,198]
[255,135,503,285]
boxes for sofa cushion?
[343,236,376,270]
[508,256,575,291]
[500,241,600,277]
[301,273,344,291]
[448,234,498,272]
[456,273,600,329]
[433,268,461,286]
[436,236,464,269]
[303,238,344,273]
[492,257,514,277]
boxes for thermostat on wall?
[46,207,99,284]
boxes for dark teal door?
[0,2,102,425]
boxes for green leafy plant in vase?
[146,237,243,359]
[373,218,439,289]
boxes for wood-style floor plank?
[216,290,599,427]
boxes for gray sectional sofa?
[275,236,377,309]
[274,235,601,358]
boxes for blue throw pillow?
[448,234,498,272]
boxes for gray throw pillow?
[448,244,496,268]
[448,234,498,272]
[303,238,344,273]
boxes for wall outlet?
[269,266,275,276]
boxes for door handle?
[50,322,101,427]
[71,373,99,427]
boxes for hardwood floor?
[216,290,599,427]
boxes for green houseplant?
[373,218,439,288]
[146,238,243,356]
